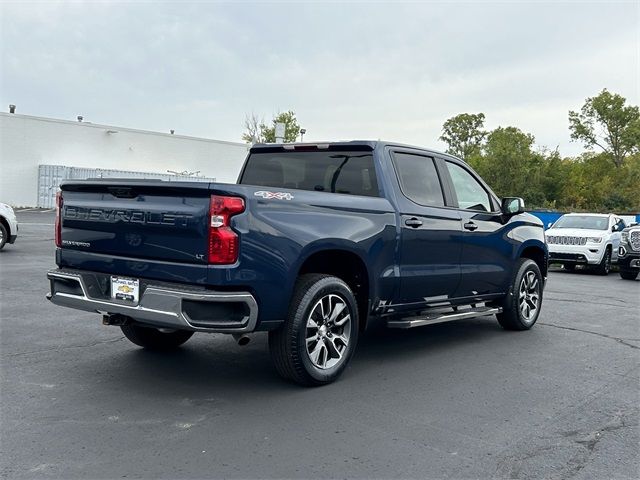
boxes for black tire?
[620,269,639,280]
[563,263,576,272]
[496,258,543,331]
[269,274,359,386]
[120,324,194,350]
[594,247,611,276]
[0,223,7,251]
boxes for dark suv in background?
[618,224,640,280]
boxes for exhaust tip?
[232,333,251,346]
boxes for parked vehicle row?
[545,213,626,275]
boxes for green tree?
[568,153,616,210]
[436,95,640,212]
[538,148,566,209]
[542,151,640,212]
[439,113,487,160]
[479,126,541,202]
[618,153,640,211]
[242,110,301,144]
[568,89,640,168]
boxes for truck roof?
[249,140,458,161]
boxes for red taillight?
[54,191,63,247]
[208,195,245,264]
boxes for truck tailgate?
[59,181,212,265]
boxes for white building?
[0,112,249,207]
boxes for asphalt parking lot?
[1,211,639,479]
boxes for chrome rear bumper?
[46,269,258,333]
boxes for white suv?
[546,213,625,275]
[0,203,19,250]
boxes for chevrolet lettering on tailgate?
[64,206,193,227]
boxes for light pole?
[300,128,307,142]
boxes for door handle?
[404,218,423,228]
[463,221,478,231]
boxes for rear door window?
[391,152,445,207]
[240,151,379,197]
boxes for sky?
[1,0,638,156]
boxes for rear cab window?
[391,152,445,207]
[240,149,379,197]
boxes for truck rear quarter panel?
[212,186,398,326]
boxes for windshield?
[552,215,608,230]
[240,150,379,197]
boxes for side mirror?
[547,222,554,229]
[501,197,525,216]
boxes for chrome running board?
[387,305,502,329]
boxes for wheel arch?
[518,242,548,279]
[296,247,371,332]
[0,215,10,236]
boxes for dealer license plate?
[111,276,140,304]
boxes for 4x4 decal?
[254,191,294,200]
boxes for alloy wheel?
[305,294,352,370]
[519,270,540,323]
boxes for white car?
[0,203,18,250]
[546,213,626,275]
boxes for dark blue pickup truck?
[47,141,548,385]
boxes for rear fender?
[290,240,373,294]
